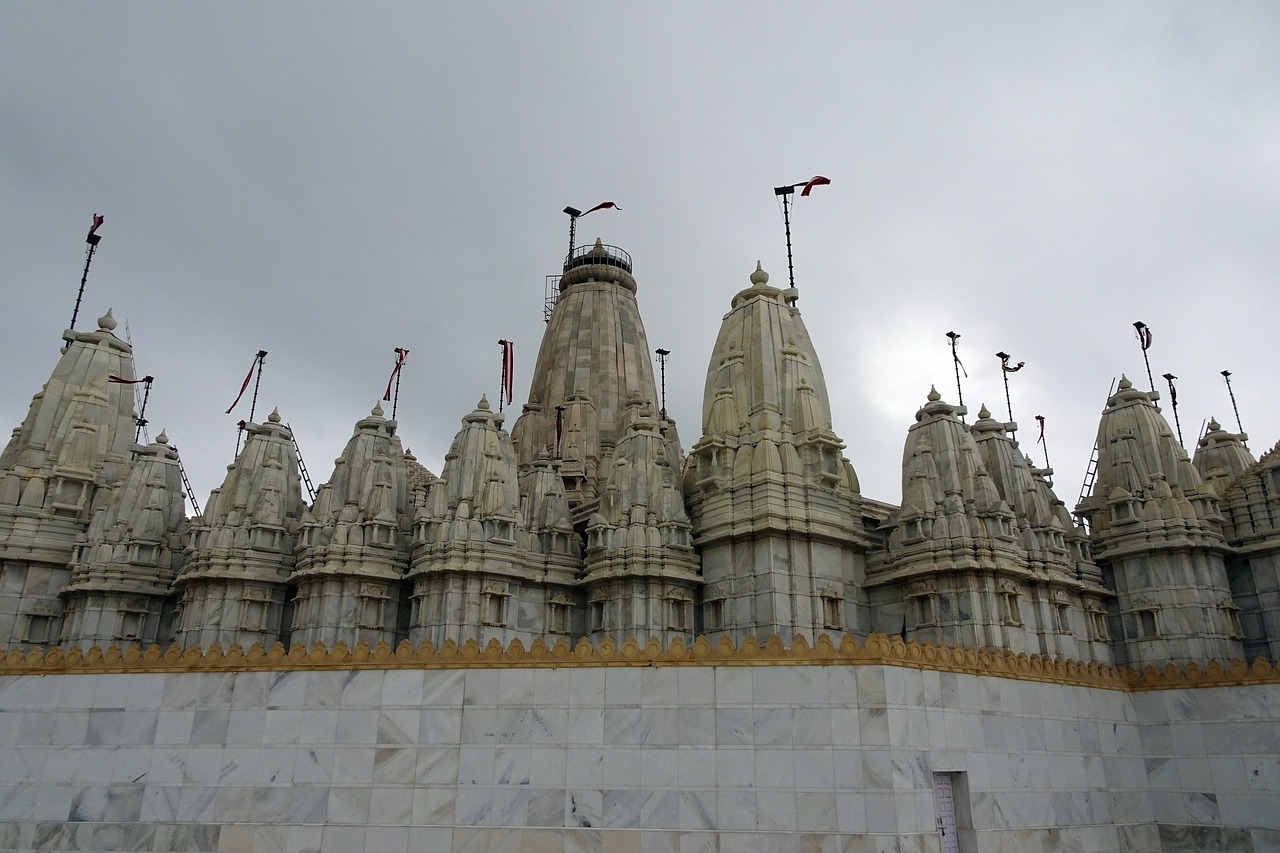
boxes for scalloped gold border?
[3,632,1271,691]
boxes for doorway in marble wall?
[932,770,975,853]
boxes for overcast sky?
[2,3,1277,512]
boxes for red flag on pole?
[383,348,409,401]
[225,357,258,414]
[581,201,620,216]
[500,340,515,405]
[800,176,830,196]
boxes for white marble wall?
[0,664,1277,852]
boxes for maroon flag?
[499,340,515,405]
[88,213,104,238]
[109,374,154,385]
[1000,354,1025,372]
[225,358,258,414]
[383,348,409,401]
[800,176,830,196]
[581,201,620,216]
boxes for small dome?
[750,261,769,286]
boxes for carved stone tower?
[60,431,189,647]
[0,310,138,646]
[684,263,868,643]
[1075,377,1243,666]
[510,239,666,521]
[172,409,305,649]
[968,406,1113,663]
[583,407,699,644]
[290,403,414,649]
[408,397,579,647]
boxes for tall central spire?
[511,238,664,518]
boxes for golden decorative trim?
[1,633,1274,691]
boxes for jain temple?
[1,235,1278,852]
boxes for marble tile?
[713,668,752,707]
[284,823,323,853]
[499,669,536,706]
[458,745,496,786]
[566,788,603,829]
[369,785,414,825]
[327,784,372,823]
[380,670,425,707]
[288,785,329,823]
[533,669,572,707]
[266,670,308,708]
[373,746,417,785]
[528,787,568,827]
[411,785,456,825]
[463,669,501,708]
[422,669,466,708]
[756,790,797,831]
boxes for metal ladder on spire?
[1077,443,1100,509]
[287,423,317,502]
[544,275,561,322]
[172,446,202,517]
[1075,377,1118,528]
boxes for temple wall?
[0,640,1277,853]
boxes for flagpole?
[655,348,670,420]
[1133,321,1155,394]
[1221,370,1245,440]
[563,207,581,258]
[995,352,1016,438]
[69,216,105,334]
[235,350,268,455]
[392,348,407,419]
[498,339,513,414]
[554,405,566,458]
[946,331,966,422]
[1162,373,1184,447]
[774,185,797,290]
[134,376,154,443]
[1034,415,1052,474]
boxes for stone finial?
[751,261,769,286]
[98,309,117,332]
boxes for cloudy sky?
[2,3,1277,511]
